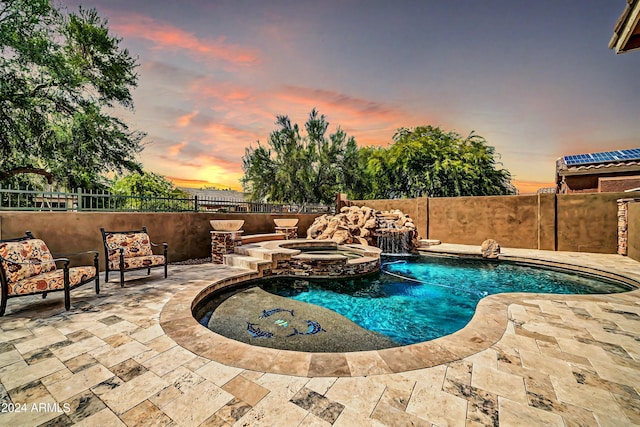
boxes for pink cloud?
[108,12,259,66]
[193,80,255,103]
[277,86,403,122]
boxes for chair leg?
[42,292,47,299]
[0,294,6,316]
[104,270,109,284]
[120,269,125,288]
[147,267,151,276]
[63,265,71,310]
[164,263,168,278]
[94,253,100,294]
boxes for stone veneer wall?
[617,200,630,255]
[262,258,380,278]
[211,231,243,264]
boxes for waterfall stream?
[375,229,413,255]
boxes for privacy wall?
[353,191,640,256]
[0,212,318,269]
[2,191,639,269]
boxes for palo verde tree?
[241,109,362,205]
[355,126,515,198]
[0,0,145,189]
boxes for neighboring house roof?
[178,188,247,201]
[610,0,640,53]
[556,148,640,177]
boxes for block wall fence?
[350,191,640,262]
[0,212,319,270]
[1,191,639,268]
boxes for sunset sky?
[59,0,640,194]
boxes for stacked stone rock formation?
[306,205,419,250]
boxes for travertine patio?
[0,246,639,426]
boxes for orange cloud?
[168,141,187,156]
[167,176,238,190]
[176,111,199,128]
[155,149,243,171]
[204,123,260,143]
[108,12,259,66]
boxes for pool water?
[259,255,631,345]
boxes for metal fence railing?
[0,186,333,214]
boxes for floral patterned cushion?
[109,254,165,271]
[8,266,96,295]
[0,239,57,284]
[105,233,153,261]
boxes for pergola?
[610,0,640,53]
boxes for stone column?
[617,199,629,256]
[211,231,243,263]
[275,226,298,240]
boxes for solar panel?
[563,148,640,166]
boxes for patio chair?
[100,226,168,287]
[0,231,99,316]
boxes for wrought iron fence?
[0,185,333,214]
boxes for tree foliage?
[111,172,187,198]
[0,0,144,189]
[111,171,191,211]
[354,126,515,198]
[241,109,361,205]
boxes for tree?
[111,171,191,211]
[242,109,363,205]
[355,126,515,198]
[0,0,144,189]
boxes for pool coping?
[159,246,640,377]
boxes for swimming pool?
[255,255,632,345]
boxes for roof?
[610,0,640,53]
[556,148,640,177]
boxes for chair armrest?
[54,258,71,268]
[52,250,99,258]
[150,241,169,254]
[53,251,98,270]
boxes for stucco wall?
[556,192,638,253]
[0,212,318,269]
[349,197,428,239]
[627,202,640,261]
[537,193,556,251]
[428,195,538,248]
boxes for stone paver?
[0,248,638,426]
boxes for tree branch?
[0,167,53,184]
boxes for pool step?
[234,245,275,261]
[223,254,272,274]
